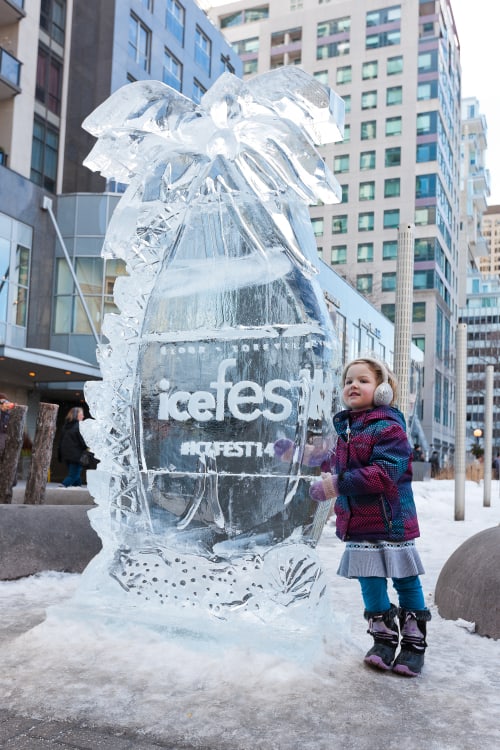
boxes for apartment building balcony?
[0,0,25,26]
[0,46,21,99]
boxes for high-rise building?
[208,0,465,455]
[459,272,500,452]
[480,205,500,276]
[459,96,489,298]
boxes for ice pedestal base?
[50,539,333,663]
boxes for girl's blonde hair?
[342,357,398,406]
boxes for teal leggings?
[358,575,426,613]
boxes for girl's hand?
[274,438,294,461]
[309,472,337,502]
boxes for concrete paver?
[0,710,210,749]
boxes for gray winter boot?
[392,608,431,677]
[364,604,399,671]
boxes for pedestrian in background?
[57,406,88,487]
[0,393,15,461]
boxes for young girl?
[309,357,431,677]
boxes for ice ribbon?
[82,67,345,274]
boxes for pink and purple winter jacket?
[324,405,420,543]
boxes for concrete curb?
[435,525,500,639]
[0,505,102,580]
[11,481,94,505]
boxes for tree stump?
[24,403,59,505]
[0,404,28,503]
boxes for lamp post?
[473,427,483,449]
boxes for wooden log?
[24,403,59,505]
[0,404,28,504]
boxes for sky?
[452,0,500,204]
[0,479,499,748]
[203,0,500,205]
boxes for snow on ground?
[0,480,499,749]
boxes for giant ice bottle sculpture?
[78,67,344,638]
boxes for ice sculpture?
[75,67,344,644]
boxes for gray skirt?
[337,539,425,579]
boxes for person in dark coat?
[0,393,14,460]
[58,406,88,487]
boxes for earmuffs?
[341,357,394,407]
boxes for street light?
[473,428,483,443]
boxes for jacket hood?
[334,405,407,437]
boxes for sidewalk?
[0,709,211,749]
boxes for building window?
[357,242,373,262]
[382,272,397,291]
[415,206,436,225]
[416,173,437,198]
[357,274,373,294]
[418,49,438,73]
[413,335,425,352]
[317,41,350,59]
[314,70,329,84]
[361,90,377,109]
[311,217,324,237]
[341,184,349,202]
[0,212,32,331]
[384,178,400,198]
[383,240,397,259]
[128,13,151,71]
[414,270,434,289]
[385,146,401,167]
[192,79,206,103]
[366,30,400,48]
[417,111,437,135]
[385,116,402,136]
[332,215,348,234]
[40,0,66,46]
[221,7,269,28]
[166,0,185,45]
[36,45,63,115]
[232,37,259,54]
[331,245,347,264]
[336,65,352,84]
[317,17,351,36]
[54,257,126,335]
[381,303,395,322]
[359,181,375,201]
[362,60,378,79]
[386,86,402,105]
[366,6,401,26]
[334,154,350,173]
[387,55,403,74]
[163,48,182,91]
[30,117,59,192]
[343,94,351,113]
[220,54,235,74]
[195,26,212,74]
[383,209,400,228]
[361,120,376,140]
[342,124,351,143]
[358,212,374,232]
[243,60,258,75]
[417,80,438,100]
[413,301,426,322]
[360,150,376,170]
[416,142,437,162]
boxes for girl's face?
[343,362,379,411]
